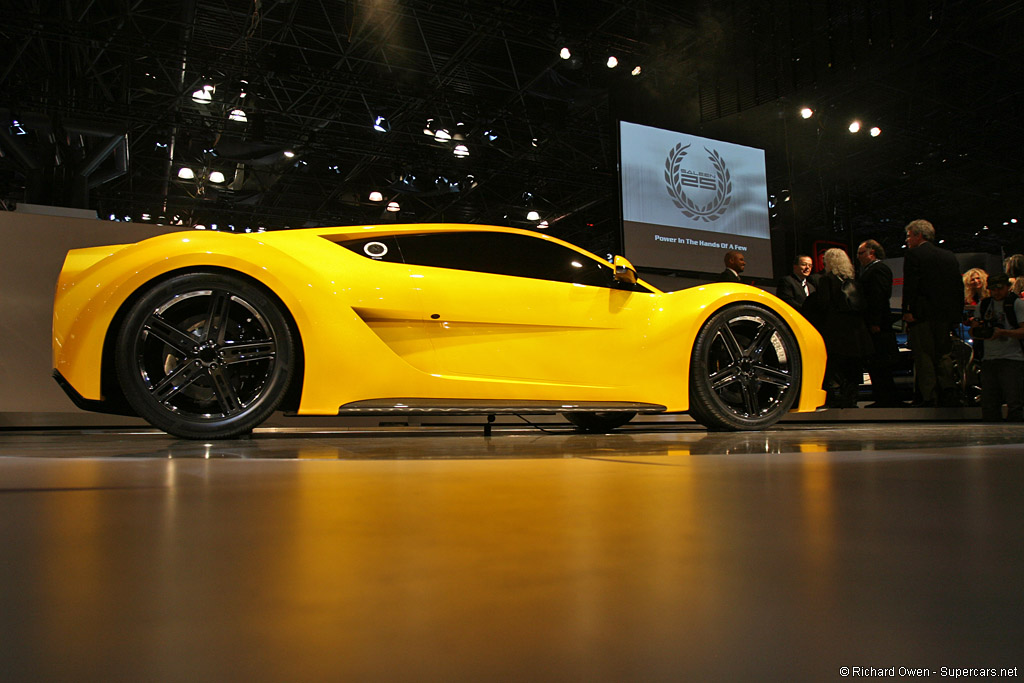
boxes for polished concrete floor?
[2,421,1023,681]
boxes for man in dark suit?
[901,219,964,406]
[716,250,745,283]
[776,254,815,309]
[857,240,900,406]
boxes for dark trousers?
[980,359,1024,421]
[865,329,899,404]
[824,356,862,408]
[907,320,956,403]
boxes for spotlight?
[373,115,391,133]
[177,167,195,180]
[800,107,814,119]
[870,126,881,137]
[208,171,226,183]
[369,191,383,202]
[560,47,571,60]
[386,201,401,212]
[453,144,469,158]
[526,210,540,221]
[606,56,619,69]
[848,120,861,133]
[434,128,452,142]
[631,66,642,76]
[283,150,296,158]
[229,109,247,122]
[191,88,212,104]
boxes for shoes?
[866,401,907,408]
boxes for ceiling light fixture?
[373,115,390,133]
[369,191,383,202]
[423,118,435,136]
[386,201,401,212]
[631,66,642,76]
[848,120,861,133]
[606,56,619,69]
[870,126,882,137]
[177,167,195,180]
[434,128,452,142]
[229,109,247,122]
[453,144,469,158]
[208,171,226,183]
[526,210,540,221]
[560,47,571,60]
[800,107,814,119]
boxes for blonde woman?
[803,248,872,407]
[963,268,988,309]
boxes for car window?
[395,231,648,291]
[327,235,404,263]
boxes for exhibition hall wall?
[0,208,176,426]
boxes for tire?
[688,303,801,431]
[563,411,636,433]
[115,272,294,439]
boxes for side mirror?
[612,255,638,285]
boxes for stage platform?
[1,419,1021,680]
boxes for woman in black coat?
[802,248,873,408]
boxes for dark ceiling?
[1,0,1022,269]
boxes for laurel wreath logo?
[663,143,733,222]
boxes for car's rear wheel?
[563,411,636,433]
[115,273,293,439]
[688,303,801,431]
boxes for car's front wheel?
[688,303,801,431]
[115,272,294,439]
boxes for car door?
[324,234,435,373]
[394,230,659,387]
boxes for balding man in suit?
[716,251,745,283]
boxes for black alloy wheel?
[115,272,294,439]
[688,303,801,430]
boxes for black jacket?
[902,241,962,324]
[857,259,894,329]
[803,273,873,358]
[777,273,814,308]
[716,268,741,283]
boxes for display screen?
[620,121,773,279]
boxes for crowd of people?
[716,219,1024,420]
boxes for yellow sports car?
[53,223,826,439]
